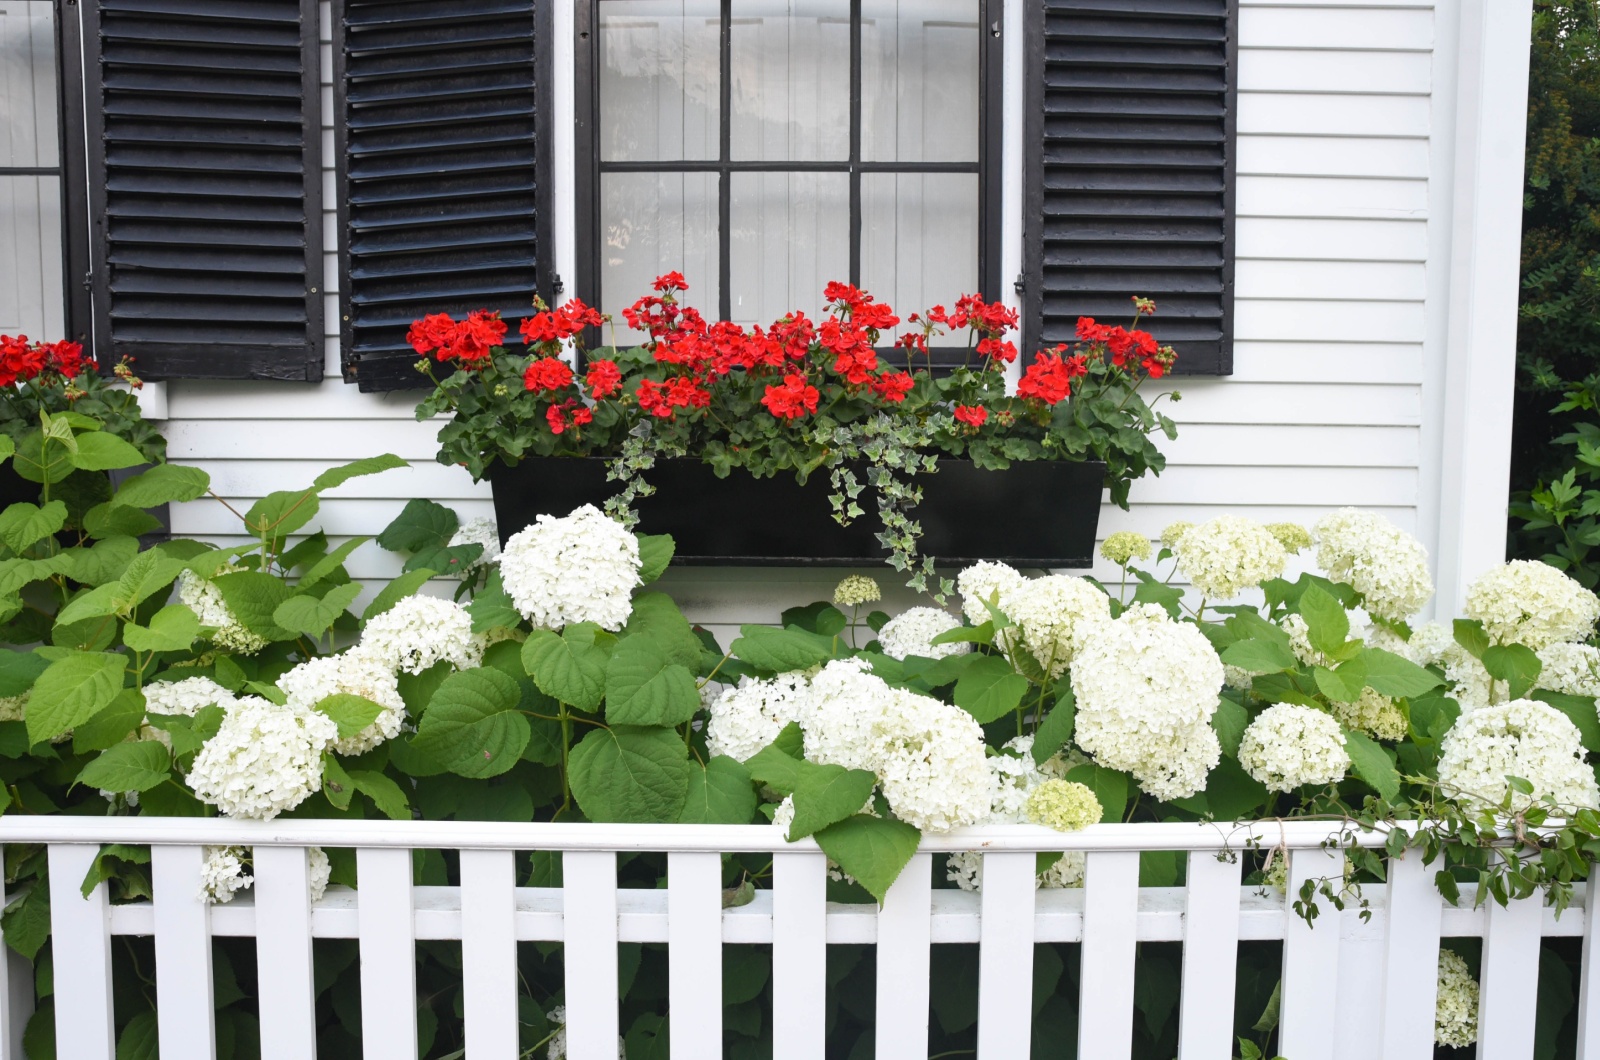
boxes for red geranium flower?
[524,356,575,394]
[653,272,688,293]
[585,358,622,399]
[546,400,594,435]
[406,313,456,357]
[44,340,85,378]
[1016,348,1082,405]
[976,337,1017,364]
[870,371,915,403]
[853,302,899,331]
[761,373,820,420]
[953,404,988,428]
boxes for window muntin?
[0,0,65,341]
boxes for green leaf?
[623,592,704,669]
[787,764,877,840]
[0,650,47,697]
[273,583,361,638]
[637,533,675,584]
[211,571,296,641]
[83,502,161,540]
[121,604,200,653]
[376,498,459,552]
[1453,619,1490,660]
[69,432,145,472]
[116,1009,158,1060]
[522,624,609,711]
[1202,756,1271,820]
[1219,638,1299,675]
[244,490,321,540]
[12,428,73,484]
[27,652,127,745]
[55,536,138,586]
[350,769,411,820]
[931,622,994,647]
[1298,586,1351,657]
[745,731,807,795]
[299,536,370,591]
[312,454,408,491]
[1482,644,1543,700]
[813,814,922,903]
[1032,687,1076,764]
[1212,697,1249,758]
[110,464,211,509]
[2,883,49,959]
[468,569,522,633]
[409,668,529,779]
[313,694,386,740]
[1343,729,1400,801]
[1360,647,1444,699]
[114,550,187,611]
[321,752,354,810]
[0,501,66,553]
[677,755,757,824]
[952,654,1030,724]
[731,624,835,672]
[0,434,14,465]
[781,601,848,637]
[1312,659,1367,704]
[569,725,691,822]
[54,583,122,627]
[77,741,171,793]
[604,636,700,727]
[403,543,482,576]
[1064,762,1129,821]
[362,568,436,621]
[1533,690,1600,752]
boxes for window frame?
[573,0,1004,329]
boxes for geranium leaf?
[677,755,757,824]
[813,814,921,903]
[569,725,691,822]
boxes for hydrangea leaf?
[350,769,411,820]
[57,536,139,587]
[320,752,354,811]
[468,569,522,634]
[623,592,703,670]
[1452,619,1490,660]
[813,814,921,904]
[314,693,386,740]
[114,550,188,612]
[1312,660,1366,704]
[1211,697,1249,758]
[780,601,847,637]
[952,655,1029,724]
[273,583,361,638]
[12,428,74,484]
[1359,647,1443,699]
[745,724,806,795]
[522,624,609,711]
[0,650,47,698]
[376,498,459,553]
[1298,585,1351,658]
[1481,644,1543,700]
[76,740,171,794]
[110,463,211,509]
[0,501,65,554]
[1343,729,1400,802]
[1219,638,1297,675]
[27,651,127,745]
[298,537,370,592]
[361,569,436,622]
[787,763,877,840]
[731,624,835,673]
[403,543,482,576]
[1200,755,1270,820]
[901,651,980,690]
[677,755,757,824]
[930,622,993,647]
[1064,763,1129,821]
[1032,687,1076,764]
[603,637,699,727]
[82,503,162,541]
[121,605,199,654]
[311,454,408,491]
[568,725,691,822]
[211,571,297,641]
[243,489,321,541]
[410,668,528,779]
[637,533,675,584]
[68,432,145,472]
[1,882,49,959]
[1532,690,1600,752]
[53,583,121,627]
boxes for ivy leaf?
[569,725,691,823]
[27,652,127,745]
[1360,647,1443,699]
[1482,644,1543,700]
[273,583,361,638]
[376,498,459,553]
[731,624,835,672]
[76,741,171,793]
[637,533,675,584]
[1219,638,1298,675]
[362,569,436,622]
[1343,729,1401,802]
[409,668,529,779]
[1032,686,1076,764]
[121,605,200,653]
[1064,763,1130,821]
[952,655,1030,724]
[313,694,386,740]
[211,571,296,641]
[110,464,211,508]
[522,624,609,711]
[677,755,757,824]
[0,501,66,554]
[312,454,407,491]
[787,764,877,840]
[813,814,922,903]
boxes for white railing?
[0,817,1592,1060]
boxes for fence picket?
[47,843,114,1060]
[151,845,216,1060]
[875,852,933,1060]
[357,847,417,1060]
[1278,844,1344,1060]
[1178,850,1241,1058]
[564,850,619,1060]
[1078,850,1140,1058]
[976,851,1037,1059]
[1580,881,1600,1060]
[667,851,722,1057]
[1377,850,1440,1059]
[460,849,519,1057]
[772,851,827,1060]
[0,846,31,1060]
[253,846,318,1058]
[1479,894,1542,1058]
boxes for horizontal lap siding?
[167,0,1436,617]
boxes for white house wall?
[150,0,1471,637]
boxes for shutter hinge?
[1013,274,1026,295]
[82,271,93,291]
[552,273,566,295]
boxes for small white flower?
[186,696,339,820]
[1405,622,1496,709]
[308,847,331,904]
[1238,704,1351,793]
[178,570,267,655]
[449,517,502,570]
[877,607,969,661]
[956,561,1026,626]
[1437,698,1599,812]
[998,574,1111,679]
[359,594,481,676]
[143,676,237,718]
[1330,687,1407,742]
[1466,560,1600,649]
[1171,515,1287,600]
[1537,641,1600,699]
[1312,508,1434,622]
[199,846,252,904]
[0,693,29,723]
[500,504,640,631]
[277,650,406,755]
[704,674,812,763]
[1435,950,1479,1048]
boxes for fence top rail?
[0,817,1397,852]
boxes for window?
[576,0,1001,344]
[0,1,64,342]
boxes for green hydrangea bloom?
[1266,522,1313,554]
[1025,779,1103,832]
[833,575,881,608]
[1099,531,1153,566]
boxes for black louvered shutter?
[335,0,552,392]
[70,0,324,381]
[1023,0,1236,375]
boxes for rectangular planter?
[489,457,1105,567]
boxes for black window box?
[489,457,1106,568]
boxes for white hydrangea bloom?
[998,574,1111,679]
[1435,950,1480,1048]
[186,696,339,820]
[1436,698,1599,812]
[449,516,501,570]
[1072,604,1225,800]
[957,561,1026,626]
[1171,515,1288,600]
[1537,641,1600,699]
[1406,622,1496,710]
[1465,560,1600,650]
[178,570,268,655]
[359,594,481,675]
[771,793,795,834]
[0,692,28,723]
[704,673,812,763]
[946,736,1086,893]
[1312,508,1434,622]
[795,658,893,773]
[1281,613,1332,668]
[308,847,331,904]
[1238,704,1351,792]
[1331,688,1407,742]
[500,504,641,631]
[1364,624,1411,657]
[144,676,237,717]
[277,650,406,755]
[545,1005,626,1060]
[199,846,252,904]
[877,607,969,661]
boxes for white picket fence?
[0,818,1593,1060]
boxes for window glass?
[729,0,850,162]
[861,172,977,316]
[0,1,64,339]
[600,0,721,162]
[729,171,848,326]
[601,171,720,341]
[861,0,979,163]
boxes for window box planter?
[489,457,1106,567]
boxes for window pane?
[729,172,847,326]
[860,172,977,312]
[861,0,979,162]
[729,0,850,161]
[600,0,720,161]
[600,171,719,344]
[1,1,63,338]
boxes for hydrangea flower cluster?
[1099,531,1152,566]
[1464,559,1600,649]
[1025,779,1103,832]
[144,676,237,717]
[1071,604,1224,800]
[1536,642,1600,698]
[186,696,340,820]
[448,516,502,570]
[359,594,481,675]
[876,607,969,661]
[1238,704,1351,792]
[177,569,268,654]
[1170,515,1288,600]
[704,673,811,763]
[1435,950,1479,1048]
[277,650,406,755]
[200,846,251,904]
[0,693,26,723]
[1404,622,1495,709]
[1312,508,1434,622]
[956,561,1026,626]
[947,736,1086,892]
[1266,522,1312,554]
[1330,687,1407,742]
[833,575,881,608]
[499,504,641,630]
[997,574,1111,679]
[1436,698,1599,812]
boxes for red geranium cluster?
[1016,345,1090,406]
[520,298,603,346]
[1074,300,1175,379]
[406,309,508,365]
[546,399,593,435]
[761,373,819,420]
[0,334,90,388]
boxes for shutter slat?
[338,0,549,392]
[1026,0,1235,375]
[81,0,322,380]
